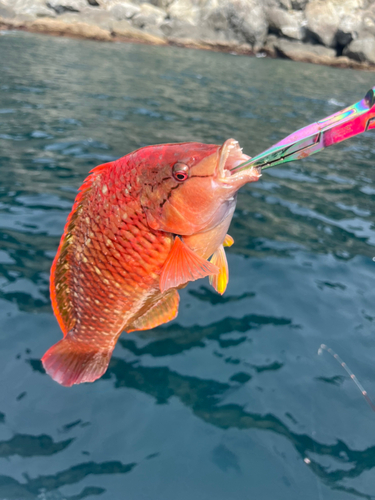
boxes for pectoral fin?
[127,289,180,332]
[160,236,219,293]
[209,245,229,295]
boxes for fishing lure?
[233,86,375,172]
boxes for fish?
[42,138,261,386]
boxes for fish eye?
[172,162,189,182]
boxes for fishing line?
[318,343,375,413]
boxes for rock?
[111,18,166,43]
[70,7,114,29]
[264,0,292,8]
[0,0,54,18]
[47,0,88,14]
[147,0,171,8]
[94,0,120,6]
[361,4,375,37]
[263,33,279,56]
[266,7,306,40]
[274,38,337,64]
[331,55,368,69]
[167,0,201,25]
[343,37,375,64]
[278,0,292,8]
[160,17,212,42]
[23,16,113,39]
[225,0,268,50]
[97,0,139,9]
[1,0,374,71]
[305,0,365,48]
[291,0,309,9]
[0,1,16,18]
[207,9,229,32]
[167,35,253,55]
[160,17,194,38]
[109,2,140,20]
[131,2,165,29]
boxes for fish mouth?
[217,138,261,184]
[217,138,251,179]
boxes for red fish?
[42,139,260,386]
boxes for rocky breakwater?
[1,0,375,69]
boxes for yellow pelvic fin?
[209,245,229,295]
[223,234,234,247]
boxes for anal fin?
[160,236,219,293]
[127,289,180,332]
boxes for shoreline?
[1,16,374,72]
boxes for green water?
[0,30,375,500]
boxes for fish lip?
[217,138,252,180]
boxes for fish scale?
[52,159,173,345]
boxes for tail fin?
[42,334,113,387]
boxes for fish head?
[140,139,261,235]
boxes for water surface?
[1,31,375,500]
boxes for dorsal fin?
[127,289,179,332]
[160,237,219,293]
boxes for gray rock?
[160,16,218,43]
[305,0,365,48]
[160,17,190,37]
[207,9,229,32]
[361,4,375,37]
[96,0,137,8]
[0,0,16,18]
[167,0,201,25]
[226,0,268,50]
[131,2,165,29]
[291,0,309,9]
[274,38,337,63]
[76,7,114,29]
[1,0,55,18]
[167,0,268,49]
[94,0,119,6]
[47,0,88,14]
[344,37,375,64]
[111,18,166,43]
[263,33,279,56]
[147,0,172,8]
[264,0,292,8]
[266,7,306,40]
[109,2,140,20]
[31,16,113,39]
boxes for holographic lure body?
[233,87,375,173]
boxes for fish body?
[42,139,260,386]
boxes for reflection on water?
[0,433,73,458]
[23,353,375,500]
[1,31,375,500]
[0,460,135,500]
